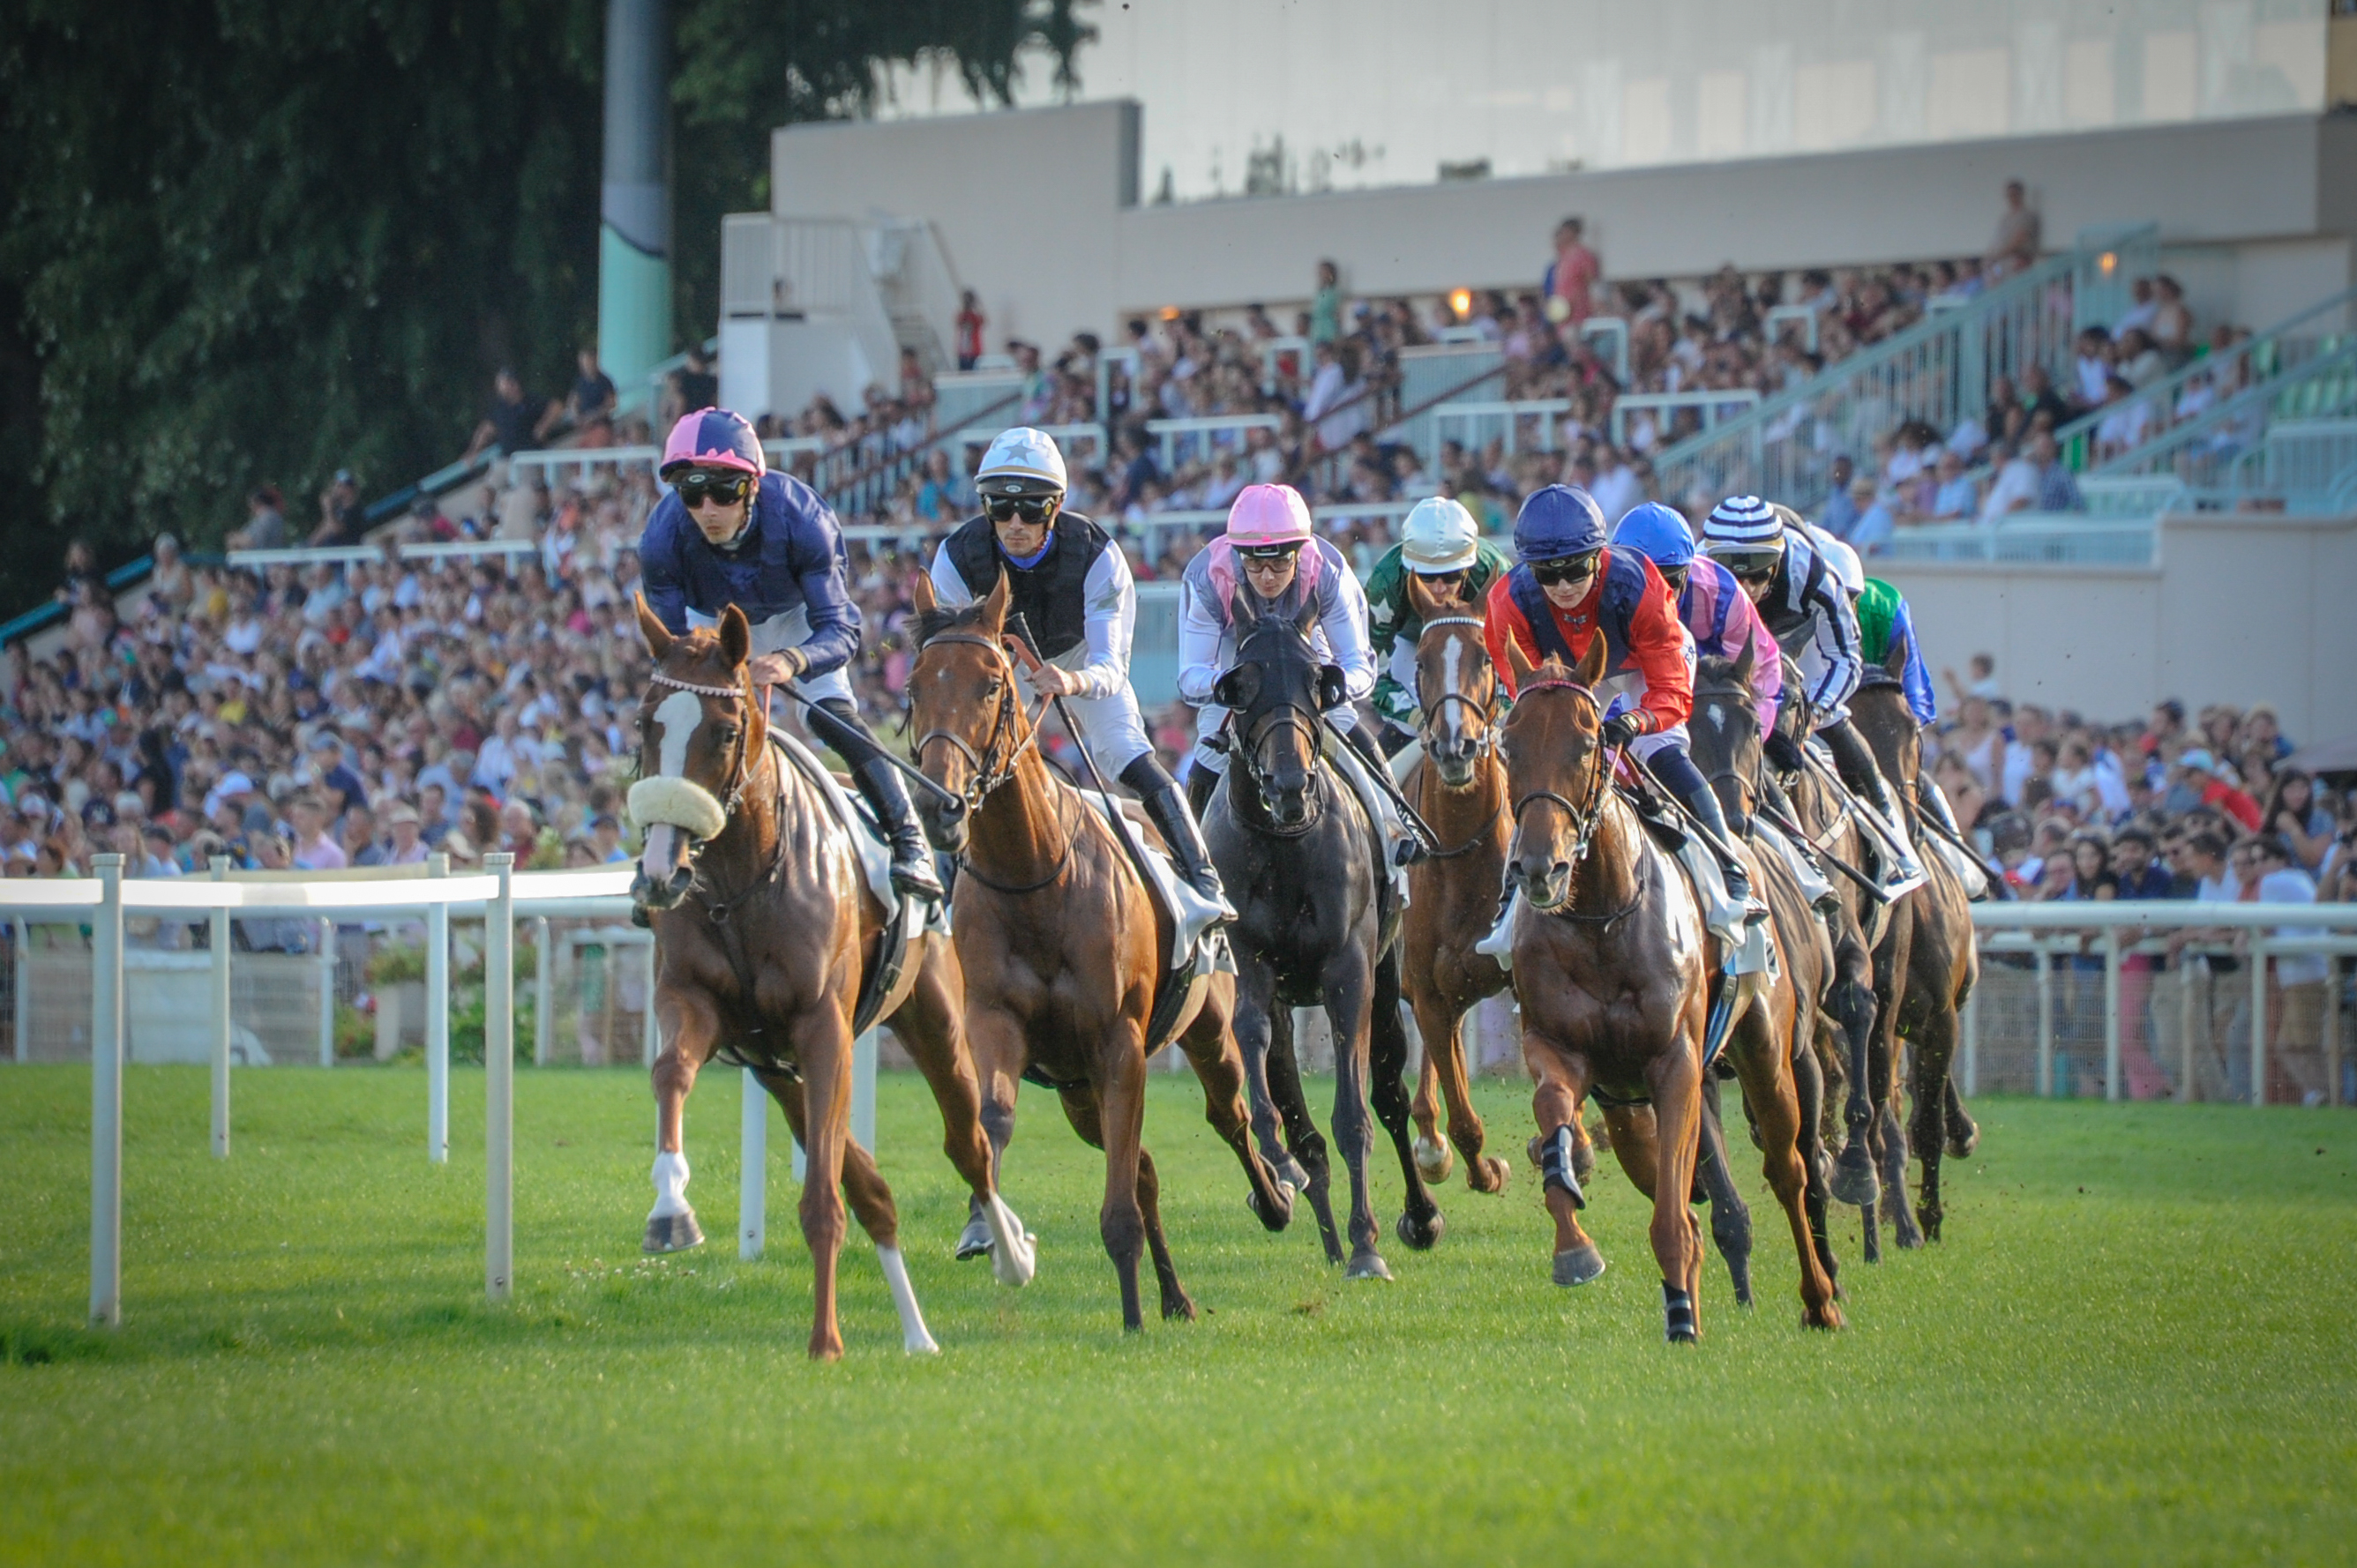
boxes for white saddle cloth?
[769,732,950,940]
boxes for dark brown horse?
[906,571,1291,1332]
[1851,633,1979,1244]
[1498,632,1711,1342]
[1397,572,1514,1195]
[627,598,1033,1361]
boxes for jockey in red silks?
[1479,484,1759,948]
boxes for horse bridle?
[1508,675,1613,877]
[646,665,763,823]
[1692,678,1761,816]
[911,633,1047,809]
[1414,615,1499,760]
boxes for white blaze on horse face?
[640,823,681,883]
[650,689,704,781]
[1440,635,1465,747]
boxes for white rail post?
[2179,955,2199,1103]
[2329,956,2345,1109]
[426,854,450,1162]
[316,916,336,1066]
[90,854,125,1328]
[2250,936,2269,1108]
[209,858,231,1158]
[739,1067,767,1260]
[640,942,660,1067]
[1962,982,1979,1097]
[484,853,515,1302]
[13,915,30,1064]
[533,917,552,1067]
[2102,928,2122,1103]
[2034,944,2054,1098]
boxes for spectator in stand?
[2151,275,2194,365]
[1544,216,1600,327]
[954,290,985,371]
[2019,364,2072,428]
[564,347,617,430]
[310,470,364,547]
[1987,179,2040,277]
[2243,833,2327,1103]
[662,345,719,425]
[228,487,289,550]
[1844,474,1896,554]
[1927,448,1979,519]
[470,368,540,459]
[288,793,347,870]
[2261,768,2333,871]
[382,802,429,865]
[2029,431,2082,512]
[1814,455,1860,539]
[2174,749,2262,833]
[1310,259,1343,346]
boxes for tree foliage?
[0,0,1083,609]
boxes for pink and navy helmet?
[660,408,766,482]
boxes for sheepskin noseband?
[628,775,729,841]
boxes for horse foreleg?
[1695,1076,1754,1308]
[891,952,1033,1285]
[1524,1036,1605,1287]
[1415,982,1507,1194]
[759,1065,938,1354]
[795,1012,856,1361]
[645,986,720,1254]
[1266,1005,1342,1263]
[1326,955,1389,1281]
[1176,986,1292,1231]
[1369,952,1444,1251]
[1648,1035,1707,1345]
[955,1006,1029,1268]
[1409,986,1451,1183]
[1907,1002,1960,1244]
[1726,1005,1842,1330]
[1230,963,1302,1185]
[1134,1147,1195,1322]
[1792,1023,1842,1295]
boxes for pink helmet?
[1224,483,1313,548]
[660,408,766,482]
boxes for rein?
[1508,676,1641,924]
[1230,701,1328,838]
[911,631,1071,893]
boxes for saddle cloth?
[768,731,951,943]
[1320,728,1412,907]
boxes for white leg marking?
[650,1149,691,1219]
[877,1244,940,1355]
[985,1194,1037,1288]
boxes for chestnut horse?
[1205,593,1441,1281]
[627,599,1033,1361]
[1396,573,1515,1197]
[1851,632,1979,1244]
[906,572,1291,1333]
[1497,632,1712,1341]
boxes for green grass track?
[3,1064,2353,1565]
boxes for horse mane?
[912,599,991,649]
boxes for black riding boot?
[808,697,944,902]
[1336,717,1423,865]
[1918,773,1964,838]
[1186,760,1220,820]
[1121,756,1232,916]
[1822,719,1927,888]
[1650,748,1755,913]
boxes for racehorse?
[906,571,1293,1332]
[1397,572,1515,1195]
[1686,647,1849,1324]
[627,598,1033,1361]
[1850,633,1979,1244]
[1497,631,1713,1341]
[1205,590,1441,1281]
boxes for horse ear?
[717,604,752,669]
[1212,668,1241,709]
[1230,588,1259,630]
[1575,626,1609,687]
[981,569,1011,632]
[1406,573,1440,621]
[633,594,675,660]
[1884,628,1911,680]
[1731,637,1755,696]
[1502,632,1538,690]
[910,571,938,616]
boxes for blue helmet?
[1512,484,1607,563]
[1612,502,1695,569]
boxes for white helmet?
[975,427,1067,498]
[1399,497,1481,574]
[1809,526,1865,598]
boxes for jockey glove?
[1762,730,1807,773]
[1601,712,1644,750]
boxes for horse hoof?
[1413,1133,1455,1184]
[1666,1327,1699,1346]
[1552,1243,1607,1287]
[1946,1125,1979,1160]
[1272,1154,1313,1192]
[954,1217,993,1261]
[642,1211,704,1253]
[1163,1294,1199,1323]
[1344,1250,1393,1281]
[1829,1154,1880,1210]
[1246,1182,1295,1232]
[1395,1210,1444,1251]
[991,1232,1037,1288]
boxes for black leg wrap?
[1539,1124,1586,1208]
[1663,1282,1699,1343]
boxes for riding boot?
[1916,774,1992,899]
[807,696,945,903]
[1186,760,1221,820]
[1821,719,1927,893]
[1335,716,1424,866]
[1649,748,1762,922]
[1122,756,1236,922]
[1760,773,1844,914]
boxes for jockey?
[1841,556,1981,876]
[1364,496,1513,754]
[1178,483,1407,857]
[639,407,941,901]
[927,427,1231,916]
[1611,502,1841,915]
[1481,484,1759,939]
[1699,496,1927,895]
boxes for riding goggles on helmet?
[1237,541,1306,561]
[1710,547,1782,581]
[675,471,752,508]
[1528,550,1602,587]
[986,494,1057,524]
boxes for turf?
[2,1064,2353,1566]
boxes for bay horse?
[627,599,1034,1361]
[1396,573,1515,1196]
[1686,647,1848,1324]
[1850,631,1979,1245]
[1497,631,1713,1341]
[1205,590,1441,1281]
[905,571,1292,1333]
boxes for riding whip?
[1754,801,1889,905]
[755,674,967,808]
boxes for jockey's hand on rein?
[746,649,805,686]
[1601,712,1643,750]
[1762,730,1807,773]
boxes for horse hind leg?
[762,1065,938,1354]
[1135,1147,1196,1322]
[1828,972,1881,1213]
[1791,1027,1843,1295]
[1370,954,1445,1251]
[1326,968,1393,1282]
[1695,1074,1755,1309]
[1942,1064,1980,1160]
[1908,1004,1962,1243]
[1175,991,1294,1232]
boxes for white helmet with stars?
[1399,497,1481,574]
[975,427,1068,498]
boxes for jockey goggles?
[1236,540,1306,562]
[674,471,752,508]
[986,494,1057,524]
[1527,549,1601,587]
[1709,545,1783,580]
